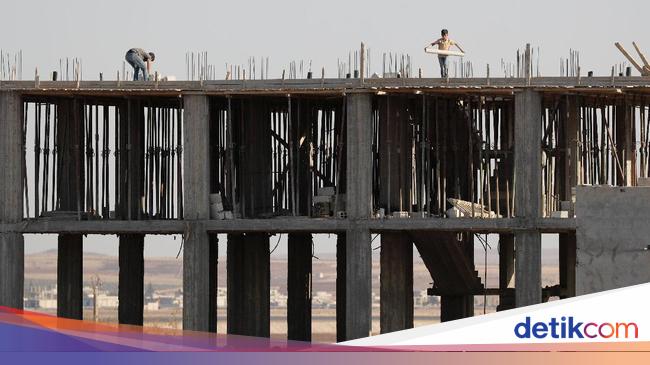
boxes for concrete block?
[576,186,650,295]
[312,195,332,204]
[210,205,225,220]
[312,203,331,217]
[550,211,569,218]
[392,211,409,218]
[317,187,336,196]
[209,193,223,204]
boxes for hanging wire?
[270,233,282,254]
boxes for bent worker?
[125,48,155,81]
[429,29,465,78]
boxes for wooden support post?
[0,91,24,309]
[616,100,636,186]
[337,93,373,341]
[182,94,217,332]
[380,233,413,333]
[227,233,270,337]
[56,98,84,320]
[118,99,146,326]
[514,90,542,307]
[287,233,312,341]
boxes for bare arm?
[425,38,441,51]
[146,60,152,75]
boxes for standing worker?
[429,29,465,78]
[125,48,155,81]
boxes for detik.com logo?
[514,316,638,339]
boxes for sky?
[6,0,643,256]
[2,0,649,80]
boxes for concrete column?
[287,233,312,341]
[286,99,313,341]
[0,91,24,309]
[345,93,373,219]
[380,233,413,333]
[558,96,577,299]
[337,93,373,341]
[118,235,144,325]
[514,90,542,307]
[559,232,576,298]
[497,234,515,311]
[227,233,270,337]
[337,227,371,341]
[118,100,146,326]
[56,98,84,319]
[57,234,83,319]
[378,96,414,334]
[182,94,217,332]
[183,223,217,332]
[441,296,470,321]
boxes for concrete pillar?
[118,235,144,325]
[0,91,24,309]
[377,96,414,334]
[337,227,371,341]
[380,233,413,333]
[286,99,313,341]
[182,94,217,332]
[441,295,470,321]
[497,234,515,311]
[558,96,577,299]
[287,233,312,341]
[118,100,146,326]
[559,232,576,298]
[57,235,83,319]
[56,98,84,319]
[183,223,217,332]
[337,93,373,341]
[227,233,270,337]
[514,90,542,307]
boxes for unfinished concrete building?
[1,74,650,341]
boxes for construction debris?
[209,193,233,220]
[447,198,502,219]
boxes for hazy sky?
[8,0,640,256]
[2,0,649,80]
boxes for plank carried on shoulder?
[424,46,465,57]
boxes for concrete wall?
[576,186,650,295]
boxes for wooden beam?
[615,42,645,74]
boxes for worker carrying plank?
[426,29,465,78]
[125,48,156,81]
